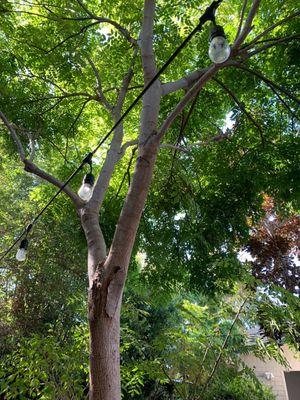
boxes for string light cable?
[0,0,224,263]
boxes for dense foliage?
[0,0,299,398]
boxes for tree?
[0,0,299,399]
[246,196,300,294]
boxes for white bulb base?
[16,248,27,262]
[78,183,94,201]
[209,36,231,64]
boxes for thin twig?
[243,34,300,57]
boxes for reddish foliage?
[246,198,300,294]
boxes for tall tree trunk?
[88,288,121,400]
[85,2,160,398]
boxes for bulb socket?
[83,173,95,187]
[209,25,226,42]
[20,238,29,250]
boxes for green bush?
[0,327,89,400]
[204,367,276,400]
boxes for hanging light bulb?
[208,25,231,64]
[16,238,28,261]
[78,173,95,201]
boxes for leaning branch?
[0,110,83,207]
[162,60,238,96]
[23,160,83,207]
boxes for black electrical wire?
[0,0,223,263]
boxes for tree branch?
[23,160,84,207]
[233,0,261,50]
[115,47,138,114]
[87,47,138,212]
[140,0,158,82]
[0,110,83,207]
[17,71,67,94]
[139,0,161,143]
[242,34,300,58]
[213,77,265,145]
[76,0,94,17]
[119,139,139,155]
[158,65,218,141]
[26,92,93,104]
[160,133,230,153]
[198,297,248,398]
[46,21,99,53]
[115,147,137,198]
[94,17,137,45]
[161,67,209,96]
[0,111,26,161]
[241,10,300,50]
[234,0,249,42]
[161,60,238,96]
[234,65,300,105]
[76,0,136,44]
[87,56,113,111]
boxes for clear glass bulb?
[78,183,93,201]
[16,248,27,261]
[209,36,231,64]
